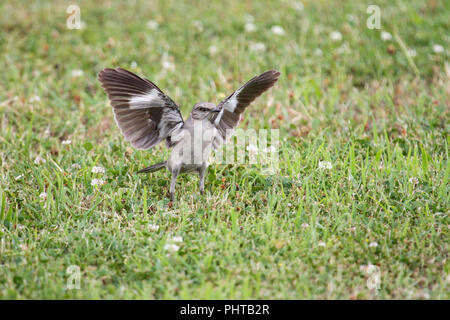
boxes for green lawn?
[0,0,448,299]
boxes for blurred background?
[1,0,448,138]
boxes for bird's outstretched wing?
[98,68,184,150]
[212,70,280,147]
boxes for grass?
[0,0,449,299]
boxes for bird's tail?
[137,161,167,174]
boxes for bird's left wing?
[212,70,280,148]
[98,68,184,150]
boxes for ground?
[0,0,448,299]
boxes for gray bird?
[98,68,280,200]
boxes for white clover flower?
[71,69,84,78]
[62,139,72,145]
[433,44,444,53]
[287,203,292,207]
[314,48,323,56]
[91,178,106,186]
[381,31,392,41]
[271,25,285,36]
[245,22,257,33]
[360,264,377,273]
[263,145,276,153]
[34,156,46,165]
[346,14,357,23]
[208,45,218,56]
[164,211,178,218]
[330,31,342,42]
[164,243,180,252]
[318,241,326,247]
[415,292,430,299]
[192,20,204,32]
[39,192,47,200]
[130,61,138,69]
[409,177,419,185]
[171,236,183,243]
[29,95,41,103]
[336,43,351,55]
[162,58,175,71]
[244,14,254,22]
[369,242,378,248]
[246,144,259,157]
[71,163,81,170]
[318,161,332,170]
[367,264,378,272]
[17,190,25,199]
[292,1,304,12]
[146,20,159,30]
[91,166,105,174]
[249,42,266,52]
[407,49,417,57]
[301,223,309,229]
[149,223,159,231]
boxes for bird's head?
[191,102,221,120]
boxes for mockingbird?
[98,68,280,200]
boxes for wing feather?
[98,68,184,150]
[213,70,280,146]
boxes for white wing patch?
[214,87,242,126]
[223,88,242,112]
[214,109,224,126]
[169,123,185,143]
[158,109,183,139]
[225,95,238,112]
[129,90,164,109]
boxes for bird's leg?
[169,167,180,201]
[199,165,207,195]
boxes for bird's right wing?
[98,68,184,150]
[212,70,280,147]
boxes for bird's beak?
[211,107,221,113]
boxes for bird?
[98,68,280,201]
